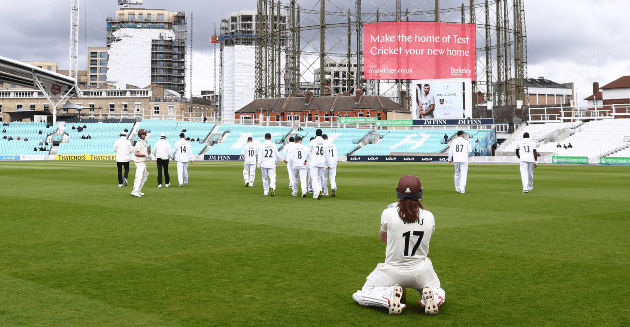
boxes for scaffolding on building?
[252,0,527,108]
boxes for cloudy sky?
[1,0,628,104]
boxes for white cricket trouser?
[132,161,149,194]
[307,165,313,192]
[291,166,307,195]
[520,161,535,191]
[309,166,326,198]
[287,163,294,187]
[326,166,337,194]
[353,258,445,308]
[261,167,276,194]
[453,162,469,191]
[243,163,256,185]
[177,161,189,185]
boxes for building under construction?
[106,8,187,94]
[251,0,527,109]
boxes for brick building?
[585,76,630,118]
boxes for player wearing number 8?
[173,133,193,187]
[241,137,258,187]
[516,132,538,193]
[352,175,445,315]
[448,131,472,193]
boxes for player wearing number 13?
[352,175,445,315]
[241,137,257,187]
[516,132,538,193]
[448,131,472,193]
[173,133,193,187]
[257,133,279,196]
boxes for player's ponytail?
[397,199,425,224]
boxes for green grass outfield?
[0,161,628,326]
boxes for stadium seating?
[294,127,371,156]
[207,124,291,155]
[0,122,53,155]
[500,122,581,153]
[537,118,630,158]
[353,130,469,155]
[137,119,215,155]
[57,123,134,155]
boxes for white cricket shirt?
[288,143,307,168]
[113,137,133,162]
[173,138,193,162]
[380,202,436,269]
[241,143,258,165]
[448,137,472,163]
[307,136,328,167]
[517,138,536,162]
[134,139,148,163]
[258,140,279,168]
[325,142,338,167]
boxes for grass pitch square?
[0,161,628,326]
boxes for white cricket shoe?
[291,192,297,197]
[249,184,254,187]
[460,190,465,194]
[165,183,169,188]
[388,285,406,315]
[158,184,162,188]
[140,193,145,196]
[118,184,123,187]
[131,192,141,197]
[523,190,529,193]
[421,287,439,315]
[455,188,461,193]
[179,184,183,187]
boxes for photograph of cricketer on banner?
[411,78,473,119]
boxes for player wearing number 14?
[173,133,193,187]
[448,131,472,193]
[352,175,445,315]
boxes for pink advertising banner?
[364,22,476,80]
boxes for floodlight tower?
[69,0,79,88]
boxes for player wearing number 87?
[352,175,445,315]
[448,131,472,193]
[241,137,258,187]
[173,133,193,187]
[257,133,279,196]
[516,132,538,193]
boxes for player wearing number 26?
[173,133,193,187]
[241,137,258,187]
[257,133,279,196]
[352,175,445,315]
[448,131,472,193]
[516,132,538,193]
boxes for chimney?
[593,82,599,96]
[355,88,364,103]
[305,90,313,105]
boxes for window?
[358,112,364,117]
[90,83,97,88]
[307,113,312,121]
[294,115,299,121]
[168,105,175,116]
[99,67,107,74]
[275,115,280,121]
[90,52,97,58]
[287,115,292,121]
[157,14,164,20]
[135,103,141,112]
[377,112,382,120]
[100,52,107,58]
[122,103,128,112]
[153,105,160,115]
[188,106,192,112]
[0,104,3,112]
[89,103,95,112]
[90,67,97,73]
[43,104,49,111]
[344,113,349,117]
[315,115,319,122]
[147,14,151,20]
[30,104,36,110]
[100,60,107,65]
[324,114,330,122]
[90,60,97,65]
[128,14,135,21]
[47,66,52,71]
[109,103,115,112]
[90,75,97,81]
[99,76,106,81]
[138,14,143,20]
[366,111,370,117]
[16,104,23,110]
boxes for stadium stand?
[207,124,291,155]
[57,123,134,155]
[499,122,581,154]
[353,130,472,155]
[137,119,215,155]
[0,122,54,155]
[294,127,371,155]
[537,119,630,158]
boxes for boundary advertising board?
[347,156,448,162]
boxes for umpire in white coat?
[448,131,472,193]
[153,133,172,188]
[113,131,133,187]
[173,133,193,187]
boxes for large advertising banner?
[411,78,473,119]
[364,22,476,80]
